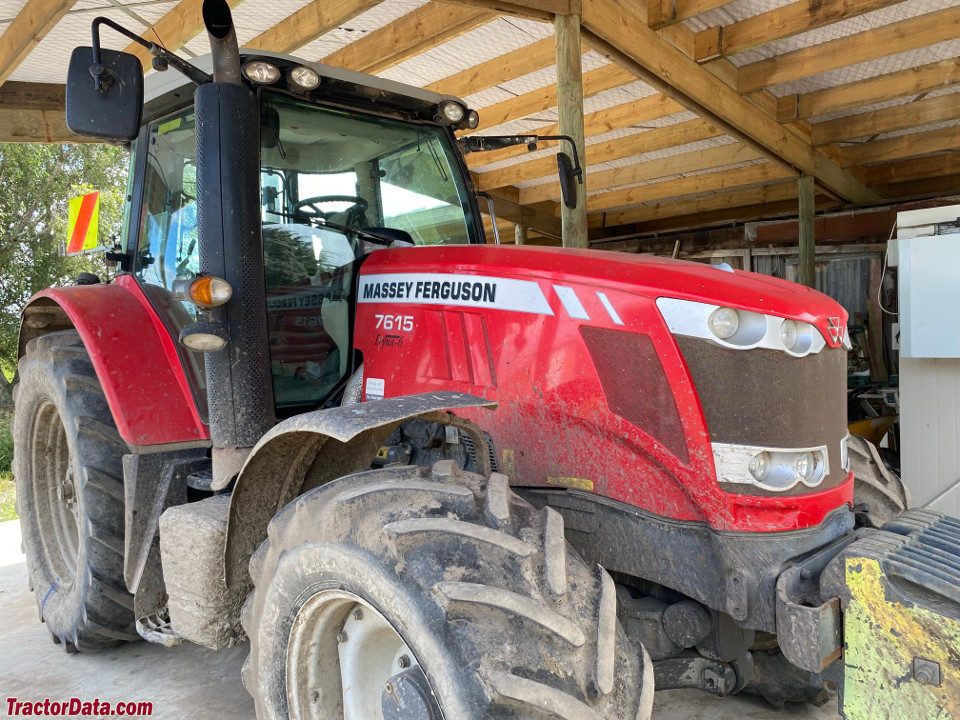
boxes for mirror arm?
[90,17,212,91]
[537,135,583,184]
[459,133,583,186]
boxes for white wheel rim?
[287,589,423,720]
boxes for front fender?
[18,275,208,446]
[224,392,496,587]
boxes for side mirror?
[558,153,579,209]
[66,47,143,141]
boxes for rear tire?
[13,330,136,651]
[243,460,653,720]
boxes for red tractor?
[13,2,955,718]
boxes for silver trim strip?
[553,285,590,320]
[596,292,624,326]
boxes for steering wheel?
[294,195,368,221]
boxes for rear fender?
[18,275,208,446]
[223,392,496,587]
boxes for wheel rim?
[31,400,79,580]
[287,590,433,720]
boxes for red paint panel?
[28,275,208,446]
[354,244,853,533]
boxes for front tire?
[13,330,136,651]
[242,461,653,720]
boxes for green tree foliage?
[0,143,128,378]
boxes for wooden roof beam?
[321,2,497,74]
[782,58,960,121]
[472,62,632,132]
[124,0,245,67]
[692,0,904,62]
[0,0,79,86]
[863,152,960,187]
[580,0,879,204]
[521,140,764,204]
[603,192,839,236]
[585,161,793,214]
[812,93,960,146]
[427,36,556,97]
[837,125,960,167]
[435,0,575,22]
[245,0,385,54]
[646,0,738,30]
[738,5,960,94]
[598,178,802,227]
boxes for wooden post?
[554,13,588,248]
[798,174,815,288]
[514,224,527,245]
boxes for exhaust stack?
[196,0,274,489]
[202,0,242,85]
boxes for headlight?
[465,110,480,129]
[780,319,798,349]
[714,443,829,491]
[438,101,466,124]
[290,66,320,90]
[748,451,770,482]
[242,61,280,84]
[708,307,739,339]
[657,297,828,357]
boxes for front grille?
[676,337,848,496]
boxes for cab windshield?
[134,91,479,418]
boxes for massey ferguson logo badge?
[827,317,845,344]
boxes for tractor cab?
[74,44,486,421]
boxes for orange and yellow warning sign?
[66,191,100,255]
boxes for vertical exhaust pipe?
[202,0,242,85]
[196,0,274,489]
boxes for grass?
[0,410,15,521]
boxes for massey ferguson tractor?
[12,1,957,718]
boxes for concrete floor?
[0,519,841,719]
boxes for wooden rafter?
[863,152,960,187]
[599,178,801,226]
[124,0,244,67]
[475,118,723,190]
[692,0,903,62]
[585,161,793,213]
[0,0,78,86]
[646,0,737,30]
[473,62,632,132]
[788,58,960,121]
[738,5,960,94]
[245,0,384,54]
[838,125,960,167]
[427,36,555,97]
[579,0,879,203]
[321,3,496,74]
[812,93,960,147]
[521,141,764,204]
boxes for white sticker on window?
[365,377,385,401]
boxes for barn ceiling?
[1,0,958,242]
